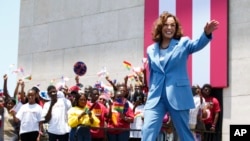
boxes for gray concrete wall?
[222,1,250,140]
[18,0,144,90]
[18,0,250,140]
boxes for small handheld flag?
[97,67,108,78]
[23,74,32,80]
[123,61,132,71]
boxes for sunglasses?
[99,98,106,101]
[203,88,211,91]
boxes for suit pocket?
[176,79,190,86]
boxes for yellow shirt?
[67,106,100,128]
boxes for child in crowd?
[12,89,43,141]
[130,91,145,141]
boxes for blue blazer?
[145,32,211,110]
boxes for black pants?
[48,132,69,141]
[20,131,39,141]
[129,138,141,141]
[92,138,105,141]
[204,124,218,141]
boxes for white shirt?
[189,95,206,128]
[130,104,144,138]
[42,98,71,135]
[16,103,42,134]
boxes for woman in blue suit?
[141,11,219,141]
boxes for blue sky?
[0,1,20,96]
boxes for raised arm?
[3,74,11,99]
[19,80,26,103]
[75,75,83,88]
[13,79,22,100]
[75,75,80,85]
[124,75,129,93]
[105,76,117,92]
[124,75,132,100]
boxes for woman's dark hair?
[202,84,212,90]
[152,11,183,42]
[91,87,99,93]
[70,91,78,96]
[191,85,201,96]
[73,93,88,107]
[24,89,39,104]
[31,86,40,93]
[5,97,16,105]
[47,85,56,92]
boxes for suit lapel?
[161,39,179,70]
[153,43,165,73]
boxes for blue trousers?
[107,131,130,141]
[142,93,194,141]
[69,126,91,141]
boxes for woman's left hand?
[204,20,219,35]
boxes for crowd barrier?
[40,126,221,141]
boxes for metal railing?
[40,126,221,141]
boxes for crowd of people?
[0,11,221,141]
[189,84,221,141]
[0,70,221,141]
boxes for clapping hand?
[88,112,94,124]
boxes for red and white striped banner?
[144,0,228,88]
